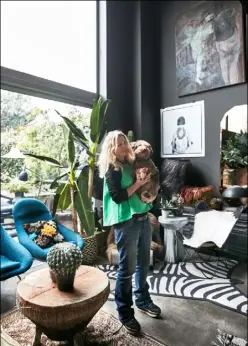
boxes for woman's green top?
[103,163,152,227]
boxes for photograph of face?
[161,101,205,158]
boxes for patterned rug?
[97,259,247,316]
[1,309,166,346]
[212,329,247,346]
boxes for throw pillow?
[23,220,64,249]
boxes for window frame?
[0,1,100,108]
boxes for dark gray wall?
[158,1,248,188]
[105,1,247,188]
[106,1,138,133]
[105,1,160,164]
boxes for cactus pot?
[47,242,83,292]
[50,270,75,292]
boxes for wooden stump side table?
[16,266,110,346]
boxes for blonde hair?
[97,130,135,178]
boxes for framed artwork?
[175,1,246,97]
[160,101,205,158]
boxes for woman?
[97,130,161,335]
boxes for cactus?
[47,242,83,276]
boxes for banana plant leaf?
[52,182,72,217]
[51,193,60,217]
[74,169,95,237]
[24,153,62,167]
[90,97,111,143]
[67,130,75,166]
[50,172,68,189]
[56,182,72,211]
[55,110,89,147]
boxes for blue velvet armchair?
[13,198,84,261]
[0,225,33,281]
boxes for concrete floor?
[1,257,247,346]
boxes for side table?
[158,216,188,263]
[16,266,110,346]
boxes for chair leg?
[182,246,197,262]
[183,246,222,279]
[199,255,221,279]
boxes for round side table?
[158,216,188,263]
[16,266,110,346]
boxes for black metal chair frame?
[182,204,244,279]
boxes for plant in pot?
[47,242,83,291]
[6,179,30,198]
[25,97,111,265]
[221,131,248,186]
[159,193,184,217]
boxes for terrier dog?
[131,140,160,203]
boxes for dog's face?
[131,140,153,160]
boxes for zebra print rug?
[97,259,247,316]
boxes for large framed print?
[160,101,205,158]
[175,1,246,96]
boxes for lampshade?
[2,147,25,159]
[222,186,248,199]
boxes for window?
[1,89,91,195]
[1,1,97,93]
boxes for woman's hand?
[127,168,150,198]
[136,168,150,186]
[141,193,156,203]
[136,172,151,187]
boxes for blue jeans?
[114,216,152,323]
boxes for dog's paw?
[141,191,156,203]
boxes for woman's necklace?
[177,128,186,140]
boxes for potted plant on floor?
[221,131,248,186]
[6,179,30,199]
[25,96,111,265]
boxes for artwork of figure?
[171,116,193,154]
[176,1,245,96]
[161,101,205,158]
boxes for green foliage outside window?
[1,90,91,185]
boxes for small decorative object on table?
[209,197,223,211]
[180,185,214,206]
[47,242,83,292]
[160,193,184,217]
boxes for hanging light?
[19,170,29,181]
[2,147,25,159]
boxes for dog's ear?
[149,144,153,155]
[130,141,138,152]
[143,141,153,155]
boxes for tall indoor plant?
[25,97,110,264]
